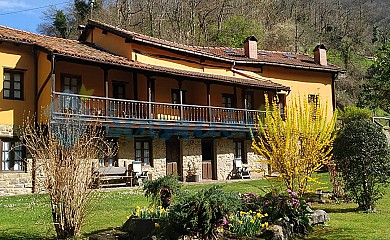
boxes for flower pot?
[122,217,160,239]
[186,174,199,182]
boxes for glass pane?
[3,90,10,98]
[99,158,105,167]
[4,73,10,81]
[3,81,10,89]
[136,149,141,158]
[64,77,70,86]
[136,142,141,149]
[14,82,21,90]
[71,87,78,94]
[14,161,21,171]
[144,142,149,149]
[2,151,9,161]
[108,158,113,167]
[144,157,150,165]
[71,78,78,85]
[13,74,20,82]
[3,142,11,151]
[2,161,9,171]
[144,150,149,158]
[14,91,21,99]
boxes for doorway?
[166,137,181,177]
[201,140,215,180]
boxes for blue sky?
[0,0,71,33]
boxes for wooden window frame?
[234,140,247,164]
[112,81,126,99]
[0,138,26,172]
[244,91,254,110]
[3,69,24,100]
[222,93,235,108]
[134,139,153,167]
[171,89,186,104]
[61,74,81,94]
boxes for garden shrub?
[339,106,372,125]
[144,174,182,209]
[167,186,241,238]
[260,189,313,234]
[334,120,390,211]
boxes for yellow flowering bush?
[128,205,169,219]
[225,210,268,237]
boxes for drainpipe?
[33,53,55,193]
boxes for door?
[166,138,181,177]
[201,140,214,180]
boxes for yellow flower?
[238,220,243,225]
[228,223,233,227]
[250,219,255,224]
[261,223,265,228]
[155,223,160,228]
[240,211,245,216]
[136,206,141,209]
[264,213,268,217]
[256,212,262,218]
[229,215,234,220]
[265,222,269,228]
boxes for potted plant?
[186,159,199,182]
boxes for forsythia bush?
[252,94,337,195]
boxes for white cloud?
[0,0,30,10]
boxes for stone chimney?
[243,36,258,59]
[313,44,327,66]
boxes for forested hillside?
[38,0,390,109]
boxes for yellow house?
[0,20,341,195]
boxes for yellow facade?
[0,43,35,127]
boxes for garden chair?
[232,158,251,179]
[131,161,149,186]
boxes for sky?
[0,0,71,33]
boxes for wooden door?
[166,138,181,176]
[201,140,214,179]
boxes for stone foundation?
[182,139,202,179]
[216,139,235,180]
[0,160,33,196]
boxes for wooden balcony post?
[244,98,248,125]
[179,80,183,123]
[103,68,108,119]
[206,82,211,123]
[146,76,152,119]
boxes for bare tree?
[21,115,114,239]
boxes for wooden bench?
[95,166,133,188]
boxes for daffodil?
[238,220,243,225]
[155,223,160,228]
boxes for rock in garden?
[311,210,330,225]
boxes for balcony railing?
[52,92,265,129]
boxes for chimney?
[313,44,327,66]
[77,25,86,38]
[243,36,258,59]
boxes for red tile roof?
[83,20,341,72]
[0,25,289,90]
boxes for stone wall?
[216,139,235,180]
[246,140,268,178]
[0,160,33,196]
[0,125,13,138]
[182,139,202,179]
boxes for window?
[1,139,26,171]
[222,94,235,108]
[99,139,118,167]
[277,94,286,117]
[234,140,247,163]
[113,82,126,99]
[135,139,152,166]
[244,92,254,110]
[61,75,81,94]
[172,89,186,104]
[308,94,318,105]
[3,70,24,100]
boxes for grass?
[0,173,389,239]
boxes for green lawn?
[0,173,389,239]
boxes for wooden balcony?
[51,92,265,131]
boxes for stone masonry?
[0,160,33,196]
[182,139,202,179]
